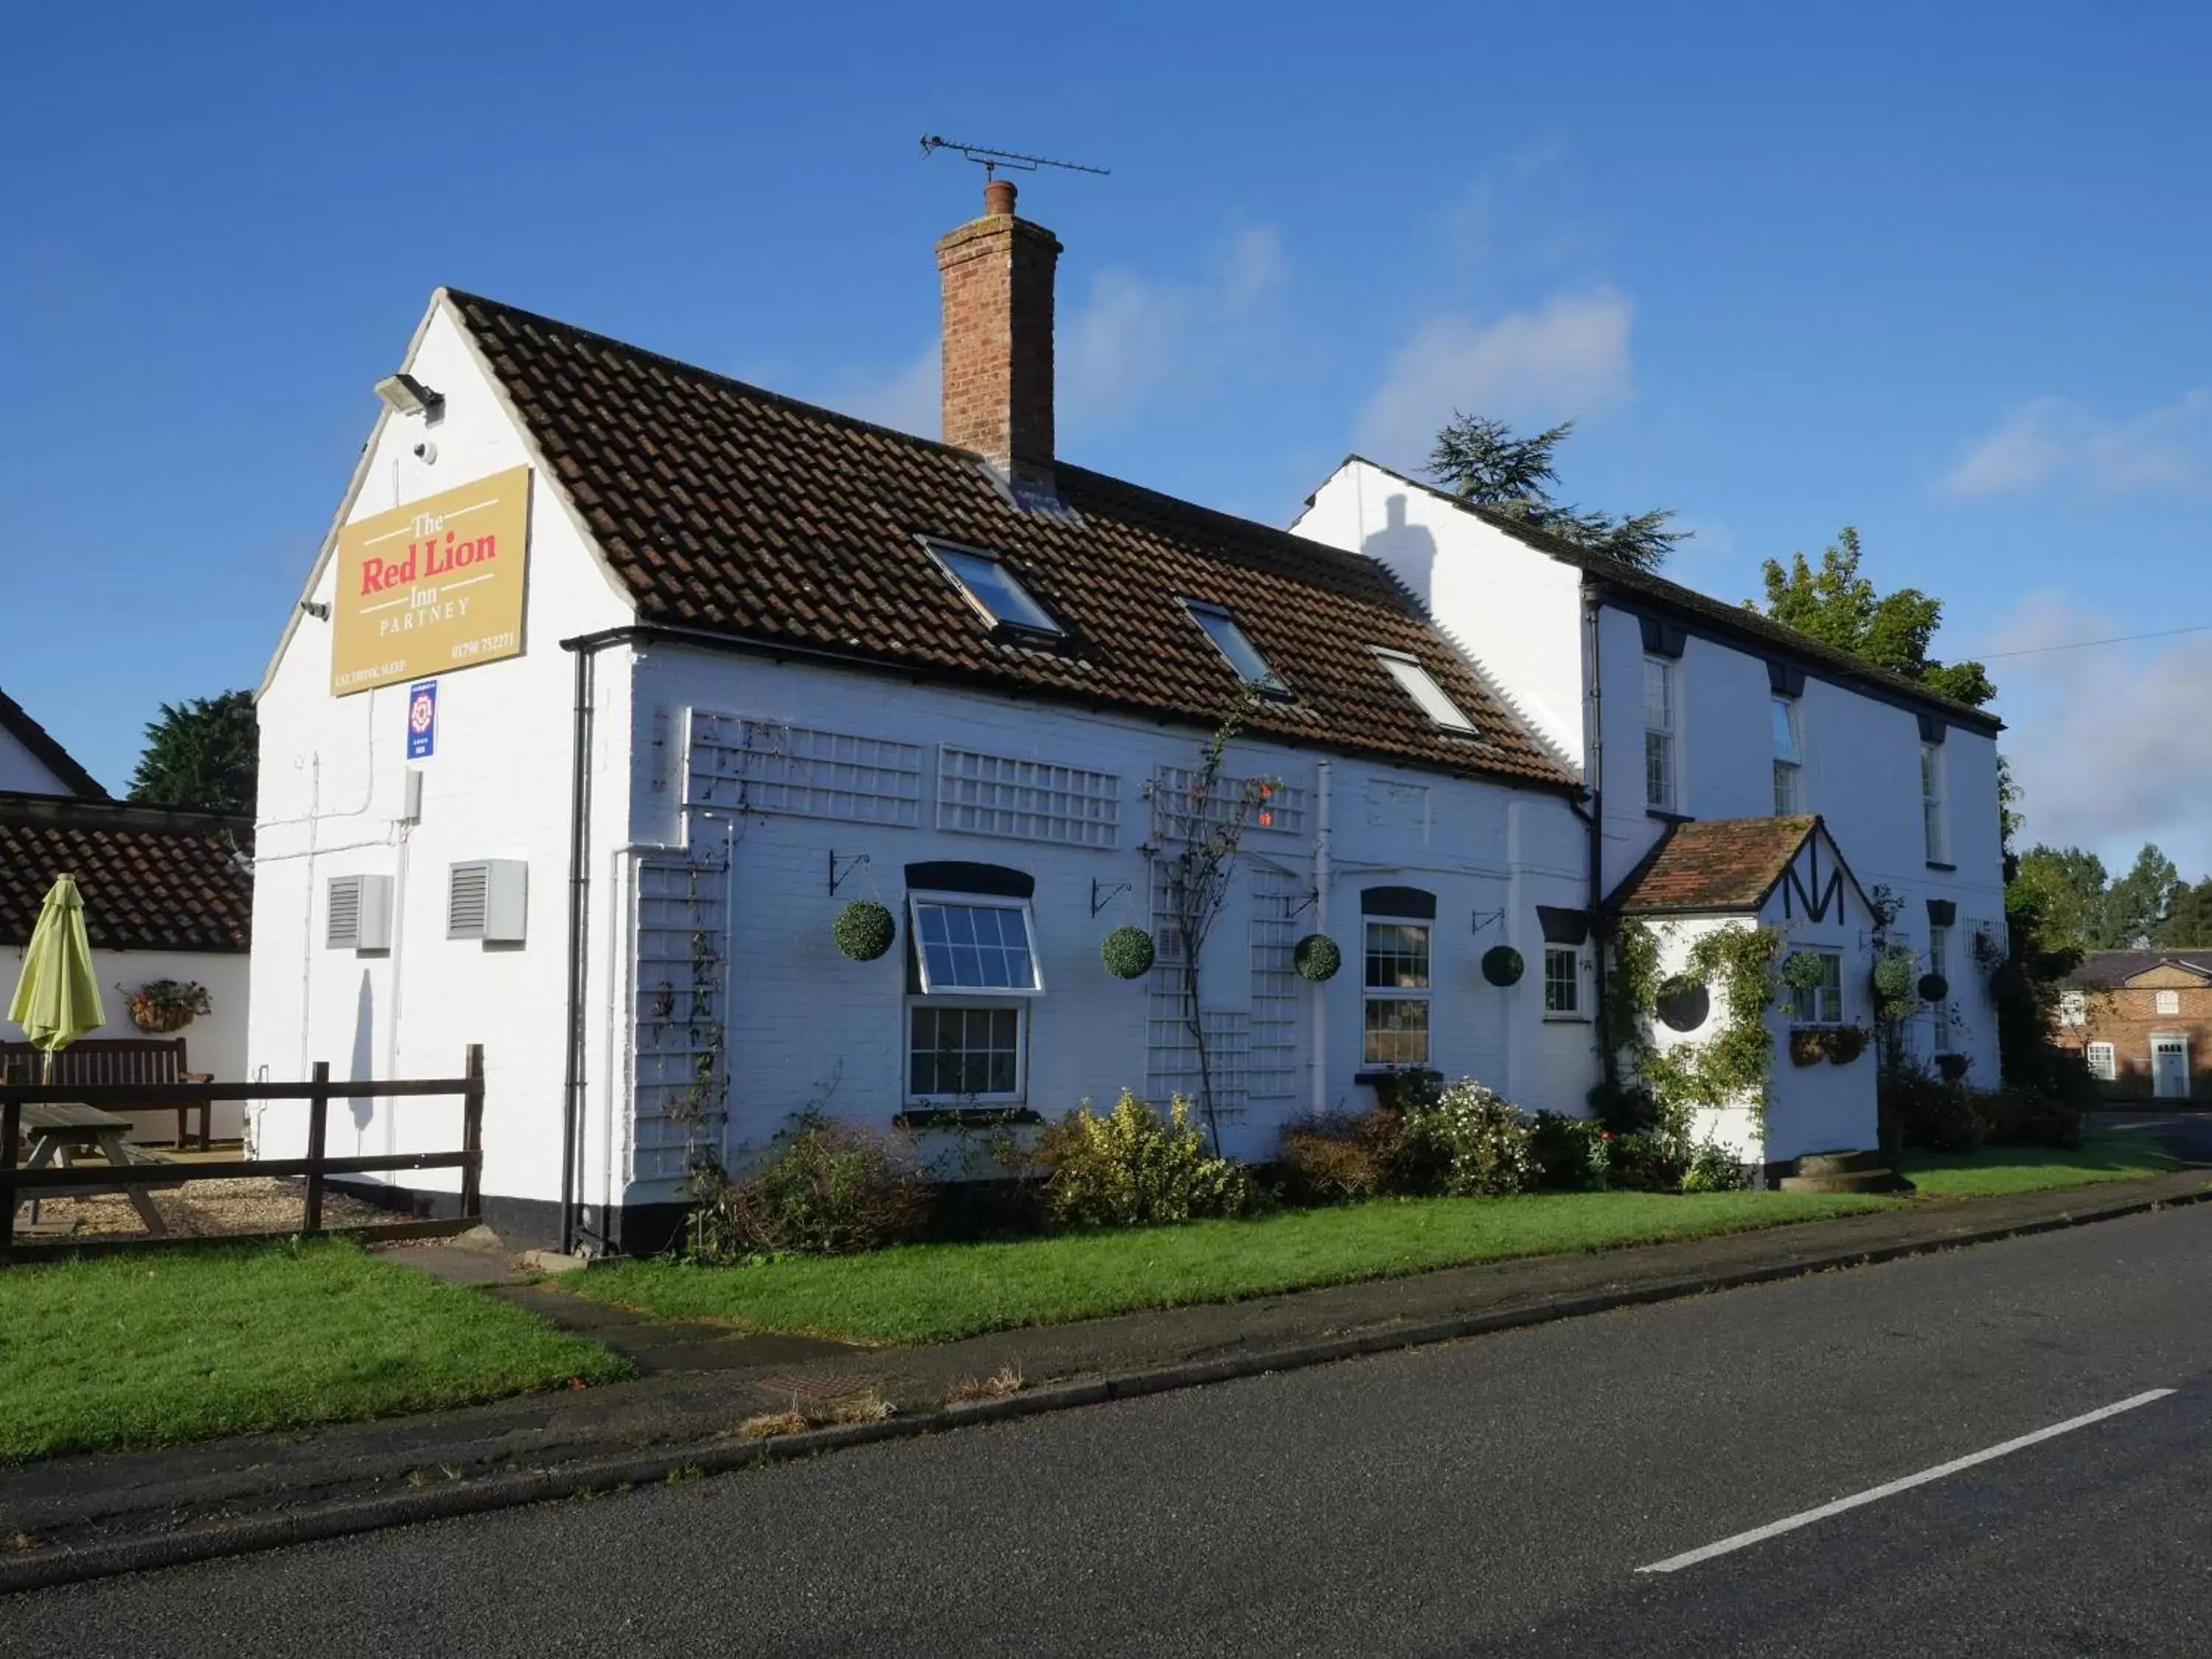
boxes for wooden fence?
[0,1046,484,1263]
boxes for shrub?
[1371,1068,1444,1114]
[1882,1064,1980,1153]
[1528,1110,1611,1191]
[1680,1140,1749,1193]
[686,1113,929,1259]
[1586,1079,1660,1137]
[1397,1080,1538,1196]
[1607,1130,1690,1192]
[1972,1085,2084,1151]
[1037,1091,1252,1228]
[1276,1108,1403,1205]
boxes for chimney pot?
[984,177,1017,217]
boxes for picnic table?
[15,1102,174,1235]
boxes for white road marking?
[1635,1388,2177,1574]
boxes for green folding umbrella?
[8,874,106,1077]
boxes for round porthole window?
[1656,978,1710,1033]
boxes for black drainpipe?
[1580,588,1614,1086]
[558,629,619,1256]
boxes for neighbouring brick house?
[2054,950,2212,1102]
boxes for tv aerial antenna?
[919,136,1110,181]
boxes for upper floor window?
[1920,742,1947,862]
[2156,989,2182,1016]
[1643,655,1677,811]
[926,542,1063,638]
[1374,649,1478,734]
[2059,990,2087,1027]
[1788,949,1844,1026]
[1771,696,1802,815]
[1184,601,1288,698]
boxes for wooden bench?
[0,1038,214,1149]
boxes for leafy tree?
[2012,845,2110,953]
[1747,528,1996,708]
[2159,877,2212,947]
[127,691,257,817]
[2104,843,2182,950]
[1427,415,1686,571]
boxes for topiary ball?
[832,899,896,961]
[1100,925,1155,980]
[1293,933,1342,982]
[1917,972,1950,1004]
[1481,945,1524,987]
[1871,954,1916,1002]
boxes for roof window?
[1183,600,1289,698]
[925,540,1062,638]
[1374,649,1478,733]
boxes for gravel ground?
[16,1177,386,1239]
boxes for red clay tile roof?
[448,291,1576,791]
[0,689,108,799]
[0,795,251,953]
[1610,815,1828,915]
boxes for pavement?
[7,1194,2208,1655]
[0,1112,2205,1596]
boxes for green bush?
[686,1113,930,1259]
[1037,1091,1252,1228]
[1883,1064,1980,1153]
[1586,1079,1660,1136]
[1528,1111,1611,1191]
[1972,1085,2084,1150]
[1275,1108,1404,1205]
[1371,1068,1444,1113]
[1606,1130,1689,1192]
[1680,1140,1749,1193]
[1397,1080,1538,1197]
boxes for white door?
[2152,1037,2191,1100]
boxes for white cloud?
[1354,288,1635,469]
[1940,389,2212,499]
[817,221,1287,443]
[1988,590,2212,877]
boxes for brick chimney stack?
[936,178,1062,490]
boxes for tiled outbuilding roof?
[446,291,1576,792]
[0,689,108,799]
[1324,456,2002,736]
[1610,815,1829,915]
[2066,950,2212,989]
[0,794,251,953]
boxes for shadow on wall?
[1363,493,1438,613]
[350,969,375,1130]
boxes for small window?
[1644,655,1677,811]
[2059,990,2087,1027]
[2086,1041,2117,1082]
[1789,950,1844,1026]
[927,542,1062,637]
[909,897,1043,994]
[1772,696,1802,815]
[1185,601,1287,696]
[1921,742,1946,861]
[908,1004,1024,1100]
[2156,989,2182,1016]
[1363,917,1433,1065]
[1543,946,1584,1018]
[1374,650,1477,733]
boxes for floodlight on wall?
[373,372,445,420]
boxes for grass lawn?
[1901,1128,2183,1197]
[0,1239,631,1464]
[574,1189,1896,1347]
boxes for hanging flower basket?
[1935,1050,1969,1082]
[1480,945,1524,987]
[1825,1024,1870,1065]
[1917,972,1950,1004]
[831,900,896,961]
[1788,1028,1826,1068]
[1100,925,1155,980]
[128,979,210,1034]
[1293,933,1342,982]
[1871,952,1917,1004]
[1780,951,1830,994]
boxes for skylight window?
[1184,600,1288,696]
[925,541,1062,637]
[1375,649,1478,733]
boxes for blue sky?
[6,2,2208,877]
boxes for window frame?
[1183,599,1290,699]
[1643,654,1678,812]
[904,998,1029,1104]
[2156,989,2182,1016]
[906,891,1046,998]
[1543,945,1587,1020]
[2059,990,2087,1027]
[1771,695,1802,815]
[1362,912,1435,1068]
[922,539,1065,640]
[1787,947,1846,1026]
[1372,647,1479,734]
[1920,741,1947,863]
[2085,1041,2117,1082]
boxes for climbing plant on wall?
[1611,917,1783,1140]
